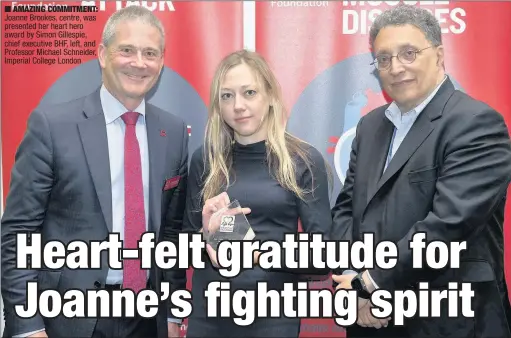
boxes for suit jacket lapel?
[78,88,113,231]
[366,114,394,206]
[145,107,168,238]
[370,78,455,199]
[376,111,434,191]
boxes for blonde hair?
[201,49,323,202]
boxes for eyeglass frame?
[370,46,433,71]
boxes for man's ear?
[98,44,107,69]
[159,48,165,72]
[436,45,445,69]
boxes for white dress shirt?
[367,75,447,289]
[101,85,150,285]
[101,86,180,324]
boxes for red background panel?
[256,1,511,335]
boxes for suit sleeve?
[182,147,205,234]
[162,121,188,306]
[293,146,333,276]
[330,117,363,275]
[1,109,53,336]
[369,108,511,290]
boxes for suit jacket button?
[94,281,101,289]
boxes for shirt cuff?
[13,328,45,337]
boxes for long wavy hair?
[201,50,325,202]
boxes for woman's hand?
[202,192,231,235]
[202,192,251,234]
[201,192,251,266]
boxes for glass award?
[205,200,255,252]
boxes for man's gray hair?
[369,4,442,49]
[102,6,165,51]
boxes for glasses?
[371,46,432,70]
[114,46,162,62]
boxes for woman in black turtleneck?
[182,50,333,337]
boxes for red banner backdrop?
[1,0,242,201]
[1,1,242,336]
[256,1,511,336]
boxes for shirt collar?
[385,75,447,129]
[100,84,145,125]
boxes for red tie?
[121,112,146,293]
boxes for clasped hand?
[332,273,390,329]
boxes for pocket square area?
[163,176,181,191]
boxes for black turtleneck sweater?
[182,140,332,323]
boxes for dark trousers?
[186,316,300,338]
[91,284,157,338]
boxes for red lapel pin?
[160,130,166,137]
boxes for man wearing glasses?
[331,4,511,337]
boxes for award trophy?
[205,200,255,252]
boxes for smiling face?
[98,19,163,111]
[373,24,445,112]
[219,62,272,145]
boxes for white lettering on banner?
[342,1,450,5]
[270,1,329,8]
[81,1,175,12]
[341,0,466,35]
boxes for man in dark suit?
[1,6,187,338]
[331,4,511,337]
